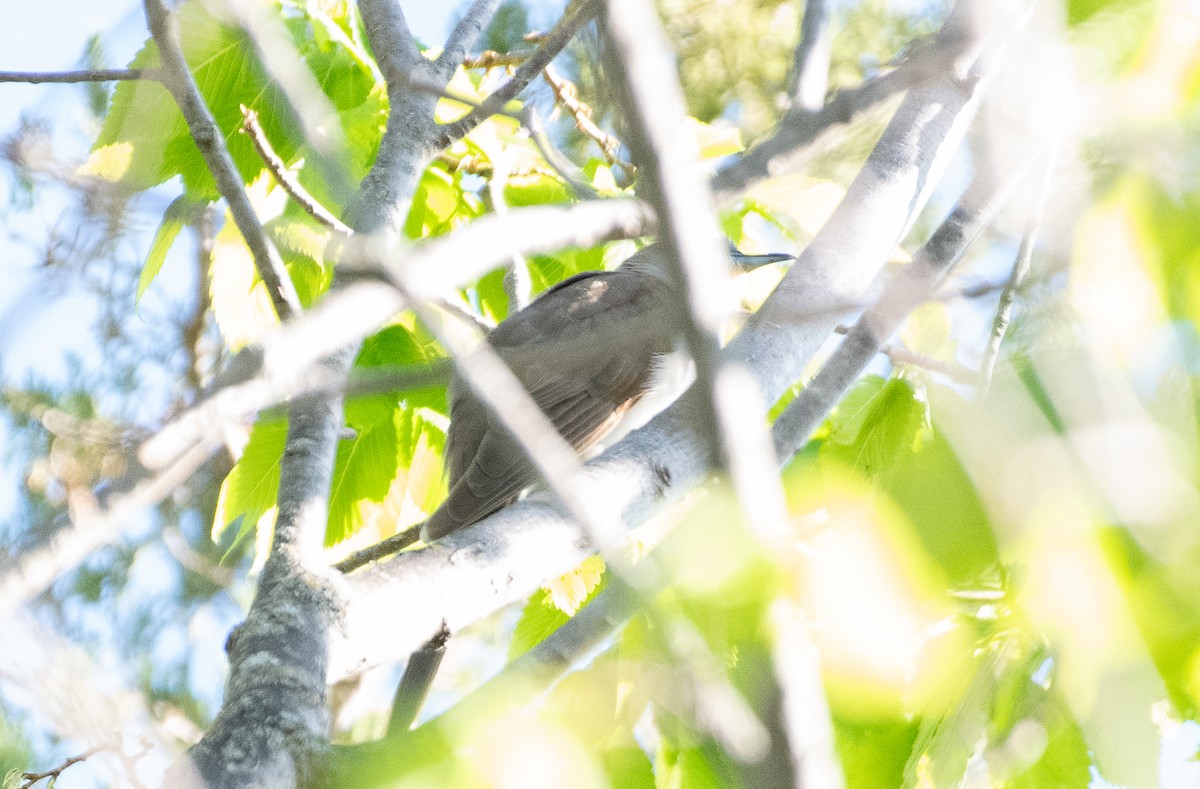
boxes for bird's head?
[621,241,794,284]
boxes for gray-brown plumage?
[420,242,791,542]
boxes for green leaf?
[507,564,607,661]
[348,324,447,429]
[825,375,927,476]
[212,418,287,551]
[138,195,204,302]
[601,746,656,789]
[327,416,447,547]
[268,216,334,307]
[834,715,919,789]
[92,1,301,198]
[503,172,573,207]
[879,427,1000,587]
[326,416,400,546]
[653,728,734,789]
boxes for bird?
[420,241,793,542]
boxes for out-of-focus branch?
[786,0,831,111]
[980,147,1057,387]
[437,0,504,70]
[348,198,654,302]
[139,199,650,474]
[333,0,996,687]
[600,0,736,465]
[522,106,599,200]
[0,69,157,83]
[434,0,600,148]
[832,324,980,385]
[240,105,351,234]
[772,165,1023,464]
[712,21,976,199]
[603,0,806,768]
[0,439,217,620]
[142,0,301,321]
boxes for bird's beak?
[730,250,795,270]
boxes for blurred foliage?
[2,0,1200,786]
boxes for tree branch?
[176,0,486,783]
[712,17,977,200]
[437,0,504,72]
[433,0,600,149]
[142,0,301,321]
[980,147,1057,387]
[349,0,442,235]
[786,0,831,111]
[0,69,157,83]
[600,0,743,470]
[772,163,1024,465]
[240,105,351,234]
[331,0,997,684]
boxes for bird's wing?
[423,269,672,540]
[424,344,658,541]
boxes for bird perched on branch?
[421,242,792,542]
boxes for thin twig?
[463,50,533,69]
[334,525,421,573]
[20,741,115,788]
[522,106,599,200]
[979,147,1058,387]
[832,325,980,385]
[0,69,158,84]
[435,0,600,148]
[142,0,301,320]
[542,64,633,173]
[239,105,351,234]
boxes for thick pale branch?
[356,0,423,84]
[333,1,994,683]
[142,0,301,321]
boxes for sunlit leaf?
[96,1,301,198]
[825,375,927,477]
[682,116,744,159]
[212,417,286,556]
[508,559,607,661]
[137,195,205,302]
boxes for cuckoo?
[421,242,792,542]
